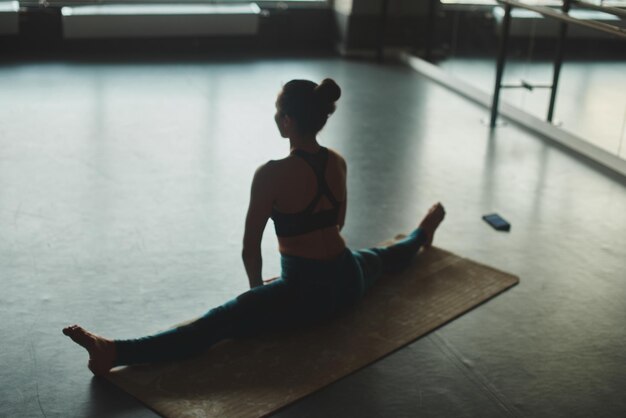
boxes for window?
[19,0,328,6]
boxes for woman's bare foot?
[419,202,446,248]
[62,325,117,376]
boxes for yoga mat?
[106,237,519,418]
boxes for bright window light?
[0,1,19,12]
[61,4,261,17]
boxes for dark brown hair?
[277,78,341,135]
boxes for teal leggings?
[114,228,426,366]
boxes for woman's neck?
[289,135,319,154]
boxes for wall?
[332,0,432,53]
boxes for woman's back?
[242,78,347,287]
[269,146,347,260]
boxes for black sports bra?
[271,147,342,238]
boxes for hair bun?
[315,78,341,104]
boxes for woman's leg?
[63,278,298,375]
[351,228,426,295]
[370,228,427,273]
[114,279,302,365]
[352,203,446,293]
[113,299,244,367]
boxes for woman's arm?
[242,163,274,288]
[337,154,347,231]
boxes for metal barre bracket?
[501,80,553,91]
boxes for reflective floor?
[1,55,625,418]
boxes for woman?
[63,78,445,376]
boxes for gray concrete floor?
[1,55,625,418]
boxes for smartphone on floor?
[482,213,511,231]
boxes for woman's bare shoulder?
[255,156,297,179]
[326,147,347,169]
